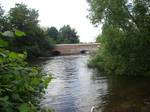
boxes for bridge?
[52,43,100,55]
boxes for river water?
[39,55,150,112]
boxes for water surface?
[40,55,150,112]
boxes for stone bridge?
[52,43,100,55]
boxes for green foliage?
[0,5,9,31]
[88,0,150,75]
[0,31,52,112]
[0,3,54,58]
[47,27,58,43]
[0,3,53,112]
[0,38,8,47]
[0,48,52,112]
[46,25,80,44]
[9,3,39,31]
[15,30,26,37]
[58,25,80,44]
[89,25,127,74]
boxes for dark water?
[40,55,150,112]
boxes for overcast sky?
[0,0,101,42]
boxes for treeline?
[0,3,55,57]
[47,25,79,44]
[88,0,150,75]
[0,3,79,58]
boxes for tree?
[88,0,150,75]
[0,5,5,31]
[47,26,58,42]
[0,5,11,32]
[7,3,54,57]
[9,3,39,31]
[58,25,80,44]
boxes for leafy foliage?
[47,27,59,43]
[0,38,8,47]
[9,3,39,31]
[88,0,150,75]
[0,3,54,112]
[0,4,54,58]
[58,25,80,44]
[0,30,52,112]
[15,30,26,37]
[46,25,80,44]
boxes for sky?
[0,0,101,42]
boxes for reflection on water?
[101,76,150,112]
[40,55,150,112]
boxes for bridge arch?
[52,51,61,56]
[80,50,89,54]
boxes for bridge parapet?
[52,43,100,55]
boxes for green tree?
[9,3,39,31]
[47,26,58,42]
[0,5,5,31]
[58,25,80,44]
[88,0,150,75]
[7,3,54,57]
[0,5,11,32]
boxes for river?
[39,55,150,112]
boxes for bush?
[0,49,52,112]
[0,30,52,112]
[89,24,150,75]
